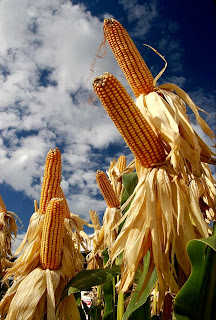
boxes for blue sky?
[0,0,215,250]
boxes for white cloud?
[0,0,129,222]
[164,75,186,88]
[119,0,158,37]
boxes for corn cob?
[117,155,127,173]
[89,209,101,231]
[96,170,121,208]
[103,18,154,97]
[39,148,61,214]
[40,198,64,270]
[93,73,166,167]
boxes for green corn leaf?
[120,172,138,230]
[174,222,216,320]
[59,266,121,304]
[103,280,113,320]
[122,251,158,320]
[128,296,151,320]
[121,172,138,207]
[103,250,114,319]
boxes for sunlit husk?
[88,158,136,269]
[63,217,86,276]
[136,85,215,179]
[68,213,92,254]
[87,159,128,268]
[1,199,88,319]
[86,223,105,270]
[109,85,215,301]
[14,211,44,256]
[87,208,122,269]
[0,216,84,319]
[110,163,209,296]
[103,207,122,249]
[107,157,135,201]
[187,168,215,228]
[108,83,215,300]
[4,213,87,277]
[0,202,21,274]
[89,209,101,231]
[0,211,19,256]
[1,267,80,320]
[5,213,44,280]
[86,212,103,269]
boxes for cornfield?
[0,18,215,320]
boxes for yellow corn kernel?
[39,148,61,214]
[89,209,101,231]
[93,73,166,168]
[117,155,127,173]
[58,187,70,218]
[0,195,7,213]
[40,198,64,270]
[103,18,154,97]
[96,170,120,208]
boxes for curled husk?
[109,83,215,305]
[0,208,84,319]
[0,195,21,275]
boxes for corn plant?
[0,17,215,320]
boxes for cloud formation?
[0,0,215,225]
[0,0,131,220]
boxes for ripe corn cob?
[39,148,61,214]
[96,170,120,208]
[117,155,127,173]
[89,209,101,231]
[103,18,154,97]
[40,198,64,270]
[93,73,166,167]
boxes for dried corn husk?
[136,86,215,179]
[87,210,104,270]
[88,158,136,269]
[89,209,101,231]
[1,267,80,320]
[107,158,135,199]
[0,195,21,274]
[103,207,122,249]
[108,78,215,306]
[110,163,210,303]
[1,157,89,319]
[0,204,84,319]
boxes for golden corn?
[96,170,120,208]
[93,73,166,167]
[58,187,70,218]
[39,148,61,214]
[40,198,64,270]
[117,155,127,173]
[103,18,154,97]
[0,195,7,213]
[89,209,101,231]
